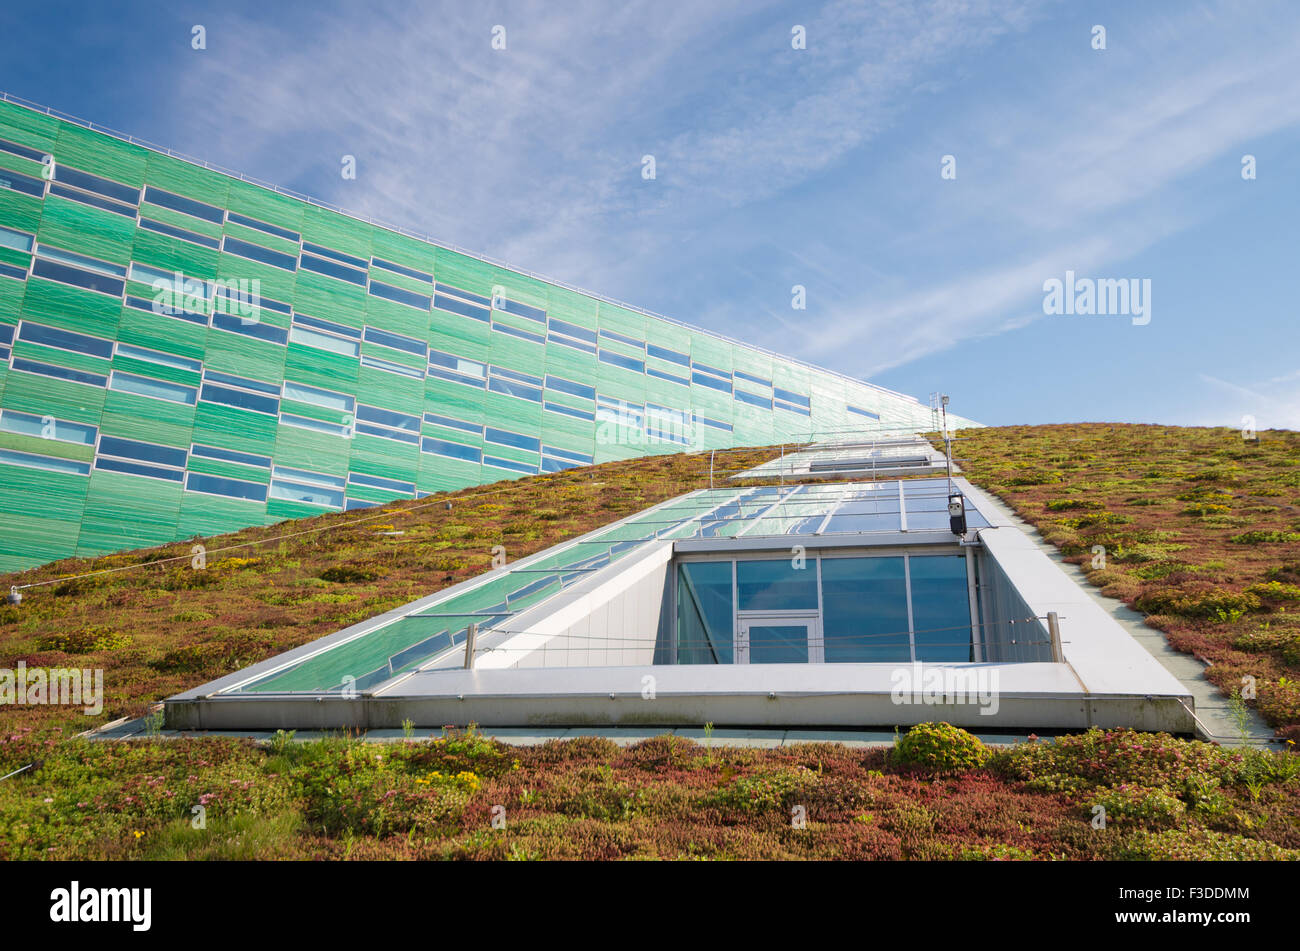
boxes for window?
[139,217,220,249]
[0,261,25,282]
[199,372,280,415]
[484,456,538,474]
[302,242,368,270]
[547,318,596,345]
[269,466,345,508]
[18,321,114,359]
[49,182,136,217]
[491,320,544,345]
[55,166,139,205]
[0,409,96,445]
[371,257,432,283]
[0,448,90,476]
[0,137,48,163]
[96,436,186,481]
[597,397,643,429]
[185,472,267,503]
[821,557,910,662]
[542,445,592,467]
[497,298,546,322]
[546,331,596,355]
[773,387,810,409]
[598,328,644,350]
[545,375,595,401]
[734,389,772,410]
[435,282,491,306]
[0,323,11,361]
[647,367,689,387]
[31,255,125,296]
[368,280,431,311]
[691,368,733,389]
[647,343,689,366]
[544,401,595,422]
[128,262,208,302]
[488,366,543,402]
[678,553,972,666]
[434,292,489,322]
[190,444,270,468]
[734,369,771,388]
[775,399,811,417]
[424,413,482,435]
[908,555,973,662]
[736,559,818,611]
[300,251,366,285]
[281,414,352,437]
[37,246,127,279]
[10,358,106,388]
[348,472,415,494]
[360,353,424,379]
[142,186,223,224]
[598,349,645,374]
[125,295,208,325]
[847,405,880,421]
[677,561,734,664]
[282,381,354,413]
[646,404,691,444]
[110,370,198,405]
[289,313,360,357]
[364,326,427,357]
[694,414,733,433]
[421,437,481,463]
[355,404,420,443]
[485,427,540,453]
[222,235,297,271]
[115,343,202,373]
[226,211,300,243]
[213,284,290,317]
[211,312,289,345]
[488,377,543,402]
[428,349,486,385]
[0,167,46,198]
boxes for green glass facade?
[0,97,968,572]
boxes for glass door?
[736,615,822,664]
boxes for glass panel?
[223,235,297,271]
[110,371,198,405]
[736,559,818,610]
[676,561,733,664]
[747,624,809,664]
[909,554,972,662]
[289,324,359,357]
[821,556,910,662]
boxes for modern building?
[0,93,974,572]
[168,476,1195,733]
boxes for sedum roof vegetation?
[0,424,1297,861]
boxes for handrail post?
[1047,612,1063,662]
[463,622,478,669]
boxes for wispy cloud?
[784,5,1300,376]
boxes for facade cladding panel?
[0,98,973,571]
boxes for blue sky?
[3,0,1298,428]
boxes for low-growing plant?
[893,722,990,773]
